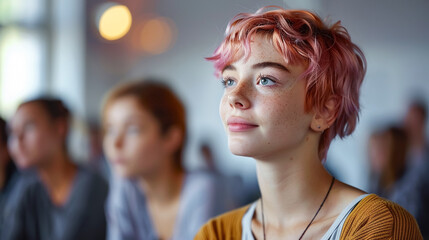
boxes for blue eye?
[221,78,236,88]
[258,76,276,86]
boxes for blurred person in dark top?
[390,100,429,237]
[403,100,428,168]
[0,116,18,234]
[3,97,108,240]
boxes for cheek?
[102,137,114,160]
[126,135,163,164]
[260,93,309,133]
[8,139,19,159]
[25,129,49,149]
[219,95,229,125]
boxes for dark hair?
[22,97,70,121]
[0,116,7,144]
[102,80,186,170]
[19,97,71,143]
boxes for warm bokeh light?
[139,17,175,54]
[98,4,132,41]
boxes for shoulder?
[77,166,109,196]
[181,171,219,205]
[341,194,423,239]
[185,171,219,188]
[194,205,249,240]
[78,166,107,184]
[106,175,142,214]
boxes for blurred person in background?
[0,116,18,235]
[367,126,408,198]
[403,100,428,168]
[3,97,108,240]
[102,80,235,240]
[389,100,429,237]
[195,6,422,239]
[198,140,251,210]
[87,119,110,181]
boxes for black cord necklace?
[260,176,335,240]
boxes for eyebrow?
[252,62,289,72]
[221,61,289,74]
[222,65,236,73]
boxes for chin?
[15,159,33,170]
[228,141,258,157]
[113,166,135,179]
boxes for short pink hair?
[208,6,366,161]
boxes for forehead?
[11,103,46,124]
[224,34,307,75]
[237,34,285,65]
[105,96,150,121]
[107,96,142,113]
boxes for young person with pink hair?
[195,6,422,240]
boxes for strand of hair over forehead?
[208,6,366,161]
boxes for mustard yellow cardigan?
[195,194,423,239]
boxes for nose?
[113,133,124,150]
[227,81,251,110]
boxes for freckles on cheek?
[273,101,304,134]
[266,96,295,126]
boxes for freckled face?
[103,96,170,179]
[219,34,314,159]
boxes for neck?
[139,162,184,204]
[255,137,333,228]
[37,151,77,205]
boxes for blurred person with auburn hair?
[3,97,108,240]
[195,6,422,239]
[102,80,234,240]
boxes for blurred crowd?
[0,80,427,239]
[367,100,429,237]
[0,79,257,240]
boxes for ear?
[310,97,338,132]
[163,126,183,154]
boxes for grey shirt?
[3,167,108,240]
[106,171,238,240]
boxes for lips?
[227,117,258,132]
